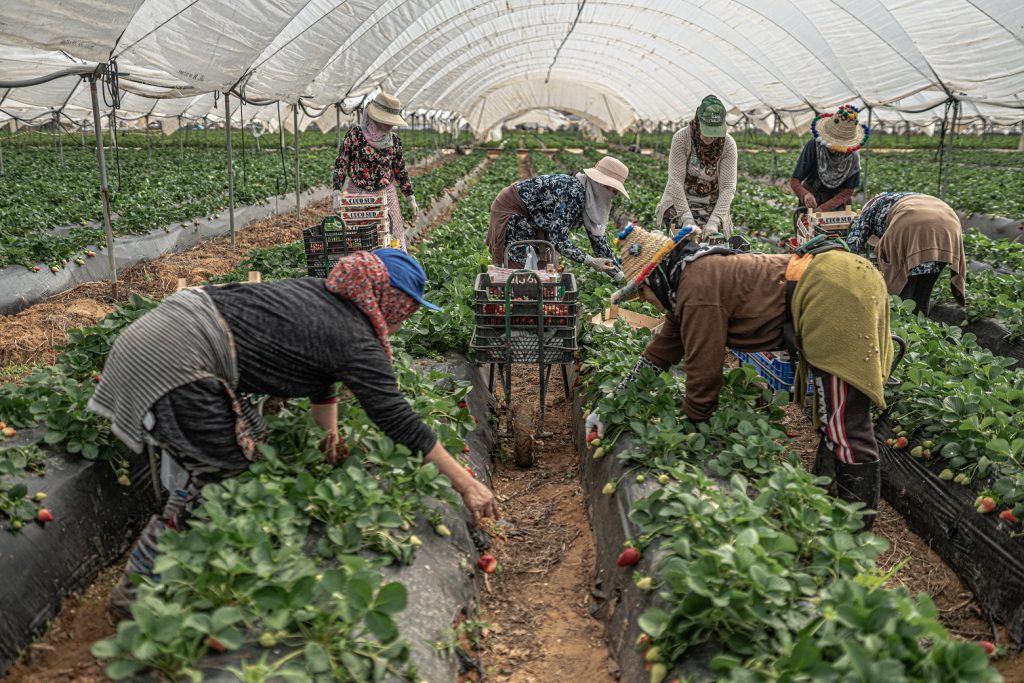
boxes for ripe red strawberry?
[37,508,54,523]
[476,554,498,574]
[786,431,798,438]
[999,509,1019,524]
[894,436,908,449]
[92,374,102,384]
[586,430,599,444]
[462,444,471,453]
[979,641,996,656]
[206,637,226,653]
[616,547,640,566]
[465,466,476,479]
[458,401,468,409]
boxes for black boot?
[834,459,880,532]
[812,439,835,492]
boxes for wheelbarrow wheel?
[509,402,535,468]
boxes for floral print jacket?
[332,126,414,197]
[507,174,615,264]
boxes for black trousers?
[898,266,945,315]
[812,369,878,465]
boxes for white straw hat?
[583,156,630,199]
[813,104,869,153]
[367,92,407,127]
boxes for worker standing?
[486,156,628,274]
[846,192,967,314]
[790,104,869,212]
[89,249,498,620]
[586,225,892,531]
[333,92,420,250]
[656,95,738,238]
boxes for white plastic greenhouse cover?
[1,0,1023,134]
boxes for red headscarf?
[325,251,419,363]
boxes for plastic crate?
[732,349,814,395]
[303,215,382,277]
[470,269,579,365]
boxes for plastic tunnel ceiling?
[1,0,1023,134]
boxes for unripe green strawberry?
[644,646,662,663]
[635,474,646,484]
[434,523,451,537]
[939,469,955,481]
[657,474,670,485]
[409,535,422,546]
[258,631,276,648]
[635,576,654,591]
[34,492,47,501]
[602,482,616,495]
[649,662,668,683]
[592,447,606,459]
[910,446,924,458]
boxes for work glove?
[585,356,661,440]
[332,190,341,212]
[585,410,606,439]
[408,195,420,223]
[584,255,618,275]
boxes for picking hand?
[332,190,341,212]
[408,195,421,223]
[585,410,606,439]
[457,478,500,525]
[320,431,348,465]
[584,255,618,275]
[803,193,818,209]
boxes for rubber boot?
[812,439,835,492]
[834,459,880,532]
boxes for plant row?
[0,154,518,680]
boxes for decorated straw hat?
[609,223,697,303]
[367,92,407,127]
[583,156,630,199]
[812,104,870,153]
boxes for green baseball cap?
[696,95,727,138]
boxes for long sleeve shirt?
[508,174,615,264]
[205,278,436,455]
[656,127,737,235]
[642,253,790,421]
[333,126,414,197]
[846,192,941,276]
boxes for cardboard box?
[590,305,663,332]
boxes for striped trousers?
[812,369,879,465]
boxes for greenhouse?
[1,1,1023,681]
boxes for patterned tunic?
[333,126,414,197]
[847,192,941,276]
[506,174,615,264]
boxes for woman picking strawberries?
[89,249,498,620]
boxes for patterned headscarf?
[325,251,419,363]
[688,117,725,167]
[360,109,395,150]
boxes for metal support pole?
[277,101,286,181]
[239,99,248,186]
[335,103,342,154]
[145,115,151,157]
[0,142,5,176]
[293,104,301,220]
[861,107,872,200]
[770,113,779,179]
[940,100,959,201]
[178,116,184,159]
[56,113,64,164]
[224,93,236,250]
[204,117,209,150]
[89,77,117,298]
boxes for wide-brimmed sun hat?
[813,104,870,153]
[609,223,697,303]
[583,156,630,199]
[367,92,408,128]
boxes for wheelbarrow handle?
[890,334,907,375]
[504,240,557,267]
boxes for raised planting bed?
[565,261,1002,682]
[0,426,160,674]
[876,418,1024,643]
[85,354,498,682]
[927,303,1024,368]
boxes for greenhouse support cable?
[545,0,587,85]
[110,1,200,61]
